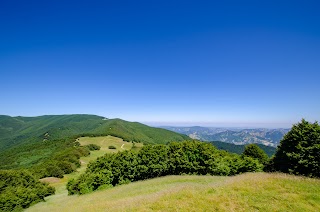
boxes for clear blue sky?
[1,0,319,128]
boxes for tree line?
[67,141,264,195]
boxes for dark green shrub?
[108,145,116,149]
[272,119,320,177]
[85,144,101,151]
[45,162,64,178]
[67,170,113,195]
[237,156,264,173]
[56,161,77,174]
[242,144,269,164]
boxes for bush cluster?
[242,144,269,165]
[0,170,55,211]
[67,141,263,195]
[85,144,101,151]
[31,146,90,179]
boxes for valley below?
[162,126,289,147]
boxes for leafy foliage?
[242,144,269,164]
[108,145,116,149]
[0,139,67,170]
[31,145,90,179]
[67,141,263,195]
[0,170,55,211]
[272,119,320,177]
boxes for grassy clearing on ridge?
[36,136,143,208]
[76,136,141,165]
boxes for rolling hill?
[0,114,189,169]
[0,114,189,151]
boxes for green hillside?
[0,114,189,150]
[209,140,276,157]
[0,114,189,169]
[27,173,320,212]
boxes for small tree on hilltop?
[272,119,320,177]
[242,144,269,164]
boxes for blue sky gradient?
[1,0,320,127]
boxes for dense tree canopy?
[272,119,320,177]
[0,170,55,211]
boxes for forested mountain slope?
[0,114,189,152]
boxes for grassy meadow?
[74,136,142,172]
[28,172,320,212]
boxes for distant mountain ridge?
[0,114,190,152]
[161,126,289,147]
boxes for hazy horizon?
[144,121,292,129]
[1,113,294,128]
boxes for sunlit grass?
[28,173,320,212]
[76,136,140,168]
[147,173,320,212]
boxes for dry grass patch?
[39,177,61,184]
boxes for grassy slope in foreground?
[28,173,320,212]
